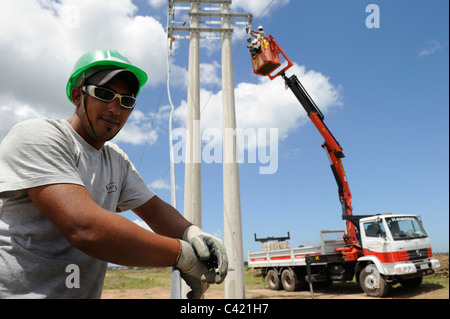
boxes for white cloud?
[0,0,168,141]
[147,0,166,8]
[112,110,159,146]
[200,62,221,88]
[0,102,43,141]
[149,178,174,191]
[168,63,189,89]
[419,40,442,57]
[232,0,290,17]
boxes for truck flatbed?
[248,230,346,268]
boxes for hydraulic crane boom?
[281,73,357,245]
[250,35,358,246]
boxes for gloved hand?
[175,240,210,299]
[183,225,228,284]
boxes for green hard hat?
[66,49,148,103]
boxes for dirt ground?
[101,282,448,299]
[101,254,449,300]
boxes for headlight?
[394,263,417,274]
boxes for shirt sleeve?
[0,119,84,198]
[105,142,156,213]
[116,161,156,212]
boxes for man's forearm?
[72,209,181,267]
[133,196,192,239]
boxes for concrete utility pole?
[221,2,245,299]
[184,1,202,229]
[168,0,252,299]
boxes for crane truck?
[247,35,440,297]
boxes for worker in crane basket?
[0,49,228,299]
[247,36,261,55]
[250,26,268,49]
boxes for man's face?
[79,76,133,144]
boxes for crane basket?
[250,35,294,80]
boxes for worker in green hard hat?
[0,49,228,299]
[65,49,148,149]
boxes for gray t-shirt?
[0,118,155,298]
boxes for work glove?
[175,240,210,299]
[183,225,228,284]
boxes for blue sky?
[0,0,448,255]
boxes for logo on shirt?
[106,182,118,194]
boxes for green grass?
[103,268,172,290]
[422,273,449,287]
[103,267,264,291]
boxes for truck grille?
[407,248,430,260]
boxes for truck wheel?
[281,268,300,292]
[267,269,282,290]
[359,265,389,297]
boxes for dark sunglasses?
[82,85,137,109]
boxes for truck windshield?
[386,216,428,240]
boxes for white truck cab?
[357,214,440,296]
